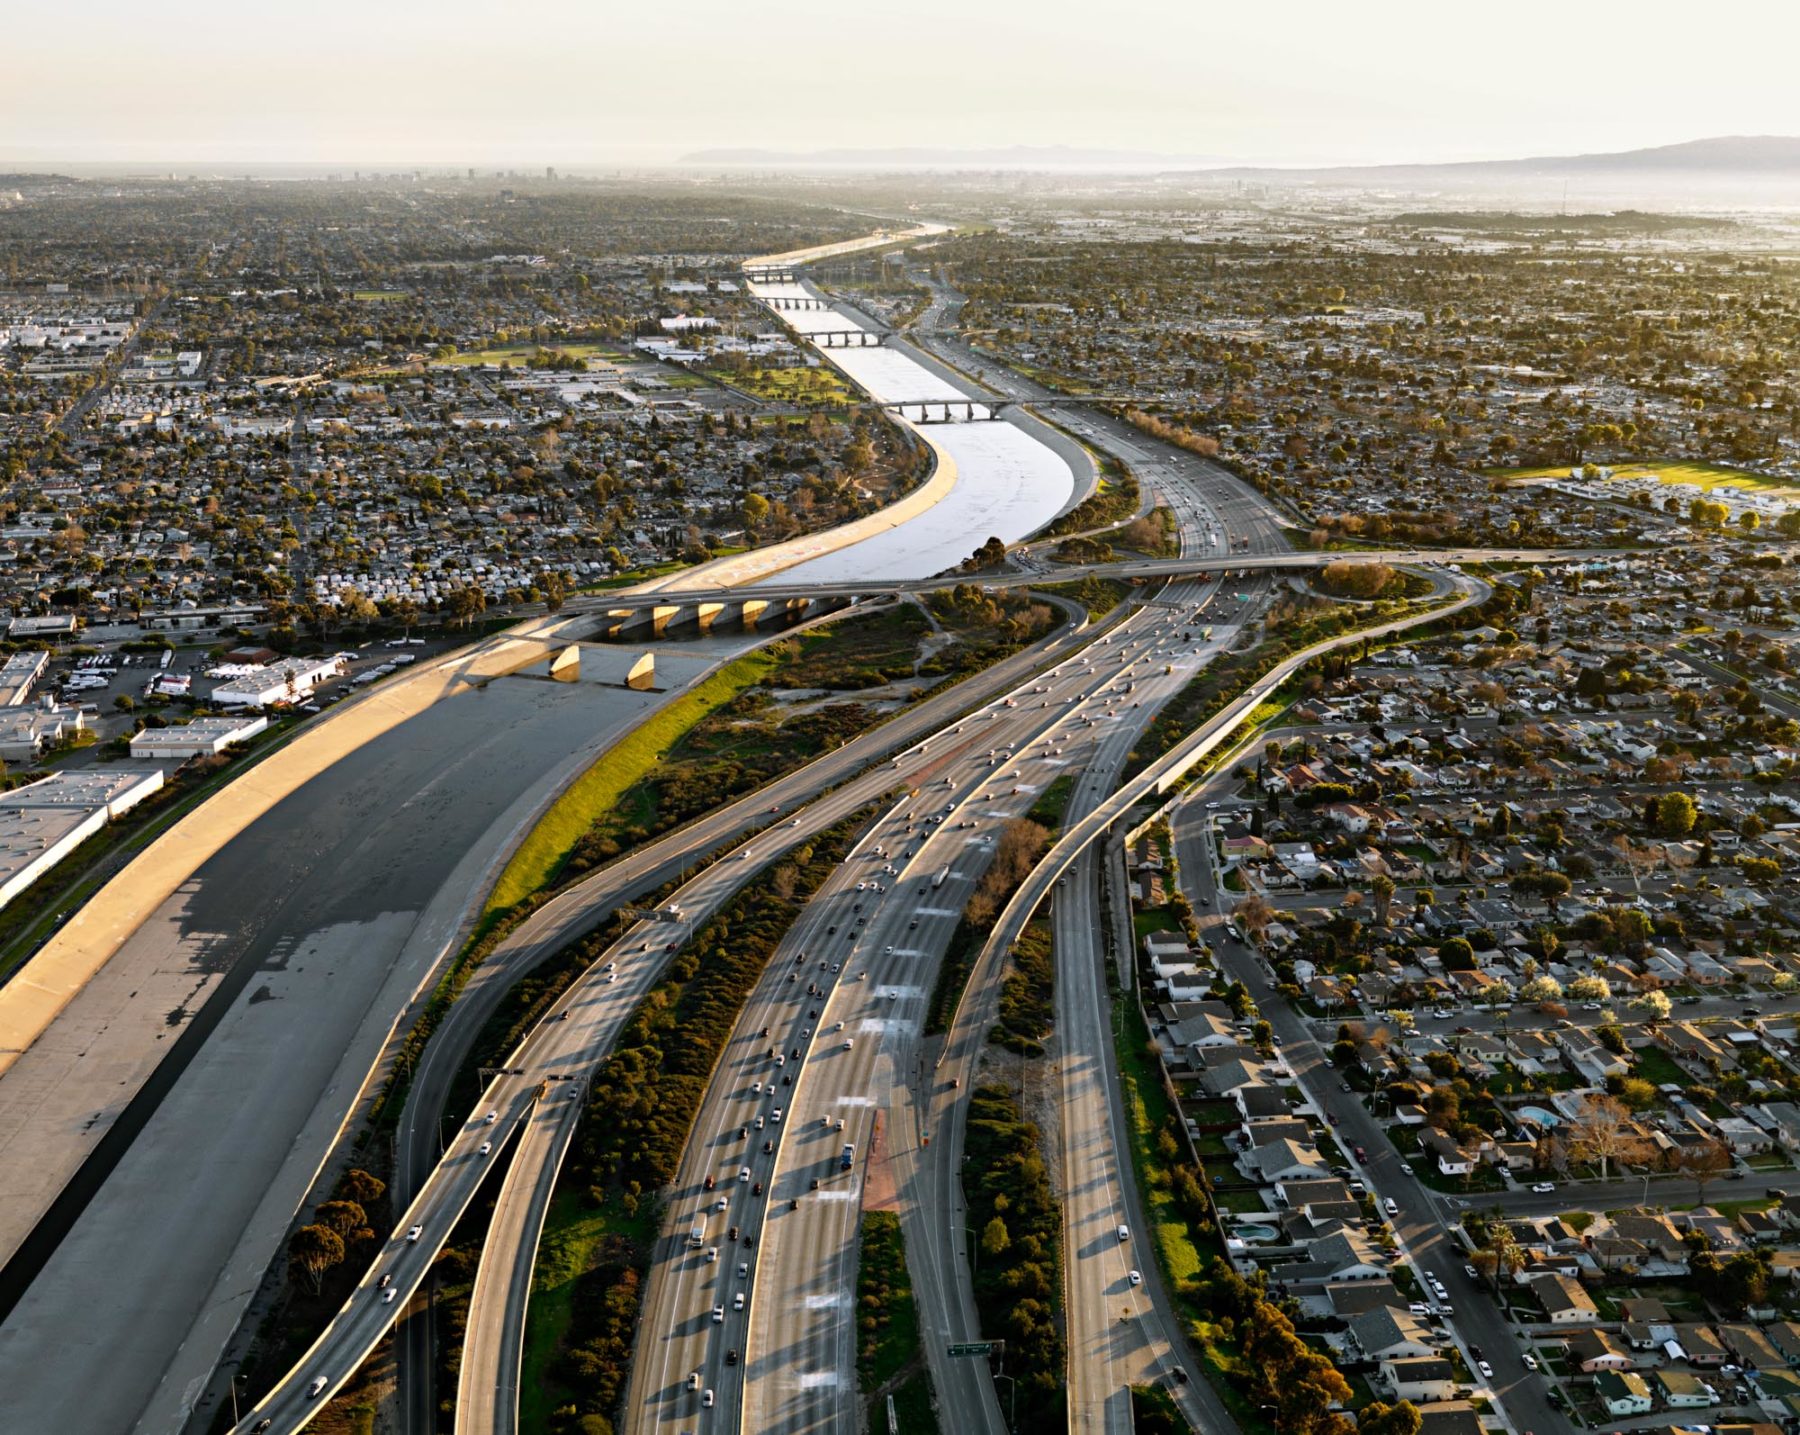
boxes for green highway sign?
[947,1342,996,1358]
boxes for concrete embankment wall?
[0,622,569,1079]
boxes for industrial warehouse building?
[0,769,165,912]
[129,715,268,760]
[0,650,47,707]
[210,655,342,708]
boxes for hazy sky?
[5,0,1798,168]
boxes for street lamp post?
[993,1371,1017,1433]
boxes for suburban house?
[1252,1138,1328,1184]
[1419,1127,1477,1177]
[1594,1371,1654,1417]
[1564,1327,1635,1373]
[1655,1370,1719,1409]
[1381,1356,1458,1403]
[1347,1307,1438,1362]
[1534,1272,1601,1324]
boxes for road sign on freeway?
[946,1341,997,1358]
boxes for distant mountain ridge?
[682,135,1800,179]
[1212,135,1800,181]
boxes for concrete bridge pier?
[625,652,656,690]
[591,592,856,642]
[600,607,649,641]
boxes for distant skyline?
[5,0,1799,170]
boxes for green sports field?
[433,340,617,367]
[1494,460,1800,500]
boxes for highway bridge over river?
[570,544,1628,637]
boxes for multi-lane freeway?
[231,595,1119,1432]
[378,594,1103,1427]
[625,604,1242,1434]
[489,259,1487,1435]
[200,222,1543,1435]
[619,272,1335,1430]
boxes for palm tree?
[1372,873,1397,927]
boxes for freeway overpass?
[568,545,1627,634]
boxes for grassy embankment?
[484,649,779,918]
[1045,455,1141,537]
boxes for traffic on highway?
[189,225,1527,1435]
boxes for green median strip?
[857,1212,927,1398]
[1131,1382,1196,1434]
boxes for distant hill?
[1209,135,1800,182]
[681,144,1232,169]
[1388,210,1736,232]
[684,136,1800,189]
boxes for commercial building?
[0,769,165,911]
[7,615,77,641]
[210,656,342,708]
[0,650,48,706]
[129,715,268,760]
[141,603,266,632]
[0,703,86,763]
